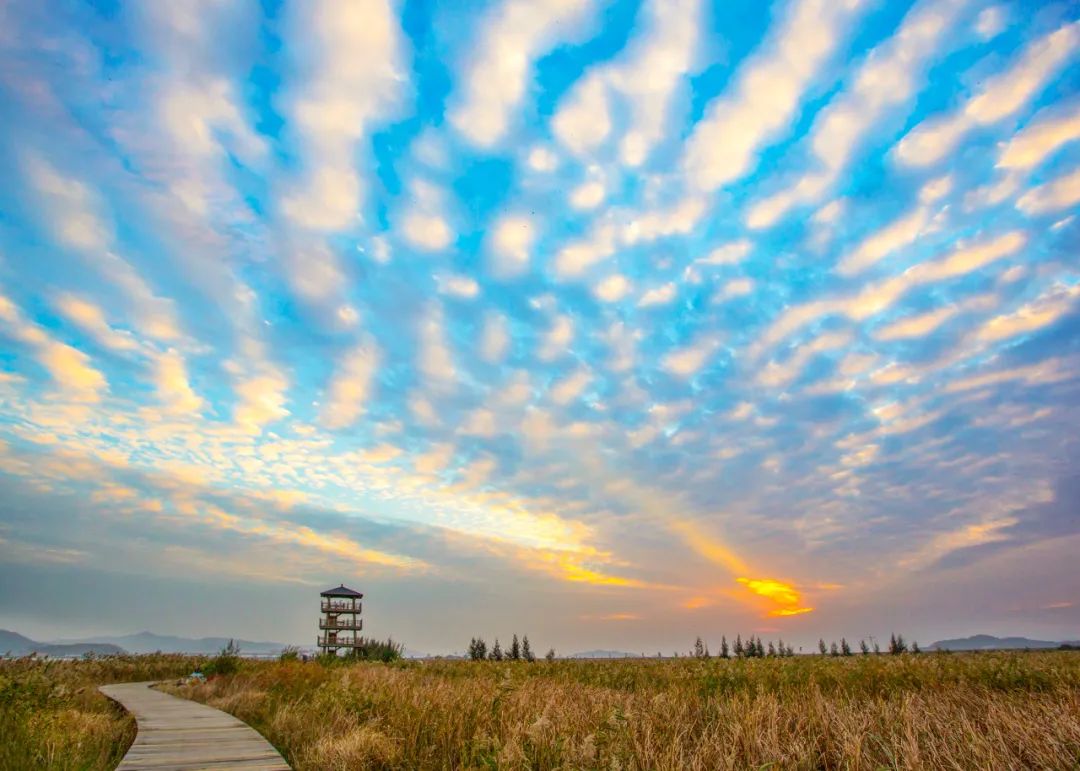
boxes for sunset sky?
[0,0,1078,654]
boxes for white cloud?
[53,295,138,352]
[461,408,499,437]
[662,337,716,377]
[593,274,632,303]
[24,157,183,343]
[570,180,606,210]
[370,235,392,264]
[414,443,455,474]
[610,0,701,166]
[838,207,928,276]
[527,145,559,172]
[896,21,1079,167]
[975,5,1007,41]
[284,242,348,303]
[436,274,481,299]
[549,368,592,405]
[756,330,852,388]
[755,231,1027,355]
[281,0,407,230]
[602,321,637,372]
[638,282,677,307]
[713,277,755,302]
[553,222,617,278]
[553,74,611,156]
[552,0,700,166]
[402,210,453,252]
[813,200,845,224]
[745,0,965,227]
[975,282,1080,342]
[683,239,752,283]
[418,305,457,385]
[1016,167,1080,215]
[621,196,707,246]
[875,307,956,341]
[450,0,596,147]
[489,214,536,278]
[538,314,574,361]
[683,0,864,192]
[234,371,290,432]
[0,292,109,403]
[154,349,204,415]
[998,101,1080,170]
[480,312,511,363]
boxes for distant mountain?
[1,629,125,658]
[569,649,638,659]
[929,634,1078,651]
[55,631,288,655]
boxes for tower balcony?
[321,601,361,613]
[319,618,362,631]
[318,636,365,648]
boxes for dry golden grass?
[165,651,1080,770]
[0,653,204,770]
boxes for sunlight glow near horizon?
[0,0,1078,649]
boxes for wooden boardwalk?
[100,681,290,770]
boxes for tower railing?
[321,601,361,612]
[319,618,362,630]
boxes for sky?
[0,0,1078,655]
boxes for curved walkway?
[100,681,290,770]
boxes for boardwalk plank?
[100,681,290,770]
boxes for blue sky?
[0,0,1078,652]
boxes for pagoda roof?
[320,583,363,598]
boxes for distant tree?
[279,645,300,662]
[704,644,710,658]
[860,639,870,656]
[873,640,881,655]
[720,635,730,659]
[767,640,776,657]
[522,635,535,662]
[510,634,521,661]
[911,640,921,654]
[830,641,839,657]
[734,635,744,657]
[777,639,785,657]
[786,644,795,657]
[490,639,503,661]
[841,638,852,656]
[694,636,706,658]
[469,637,489,661]
[545,648,556,662]
[819,638,828,655]
[889,634,907,655]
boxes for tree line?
[468,634,555,662]
[688,632,921,658]
[690,635,795,658]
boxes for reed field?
[3,649,1079,769]
[0,654,202,770]
[165,651,1080,770]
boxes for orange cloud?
[737,577,815,617]
[670,519,749,575]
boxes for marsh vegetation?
[4,649,1079,769]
